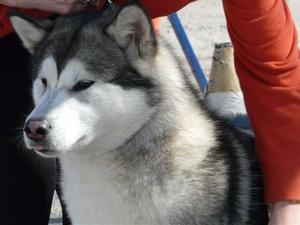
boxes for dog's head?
[10,5,160,157]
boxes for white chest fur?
[60,153,167,225]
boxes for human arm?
[0,0,90,36]
[222,0,300,202]
[0,0,86,14]
[115,0,193,18]
[222,0,300,224]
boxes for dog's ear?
[106,5,157,60]
[9,13,53,54]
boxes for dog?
[10,4,268,225]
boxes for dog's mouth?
[28,142,60,158]
[28,135,87,158]
[33,147,60,158]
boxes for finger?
[54,0,85,4]
[68,3,87,13]
[54,3,87,14]
[0,0,18,7]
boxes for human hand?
[269,201,300,225]
[0,0,87,14]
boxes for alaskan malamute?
[10,4,268,225]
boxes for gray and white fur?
[10,4,268,225]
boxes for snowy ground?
[49,1,300,224]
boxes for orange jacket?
[1,0,299,202]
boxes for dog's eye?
[41,77,47,87]
[72,80,95,92]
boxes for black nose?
[24,119,51,141]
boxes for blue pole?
[168,13,208,92]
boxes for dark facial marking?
[110,66,154,90]
[72,80,95,92]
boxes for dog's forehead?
[37,55,111,86]
[34,16,127,82]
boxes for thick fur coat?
[11,4,268,225]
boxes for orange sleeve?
[115,0,193,18]
[223,0,300,202]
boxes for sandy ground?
[49,1,300,224]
